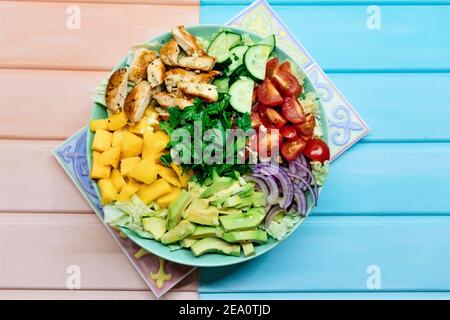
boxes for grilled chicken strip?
[160,39,180,66]
[178,55,216,72]
[105,68,128,114]
[124,80,152,123]
[165,68,220,92]
[178,82,218,103]
[147,59,166,88]
[153,91,193,110]
[171,26,206,57]
[128,48,157,83]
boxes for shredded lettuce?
[311,161,329,187]
[266,212,301,240]
[103,195,166,239]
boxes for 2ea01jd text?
[179,304,271,317]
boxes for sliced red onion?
[293,189,307,216]
[252,173,279,205]
[287,172,317,207]
[289,161,317,198]
[244,176,269,206]
[253,163,293,209]
[264,205,285,229]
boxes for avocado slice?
[191,238,241,257]
[224,195,241,208]
[241,242,255,257]
[217,208,242,215]
[190,226,223,239]
[186,208,219,226]
[238,183,255,198]
[222,229,267,243]
[219,208,266,232]
[201,177,235,198]
[142,217,167,240]
[160,220,196,244]
[180,237,198,248]
[167,190,191,230]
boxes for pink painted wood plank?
[0,69,106,140]
[0,212,198,291]
[0,289,197,300]
[0,139,91,213]
[0,1,200,70]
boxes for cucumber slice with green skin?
[258,34,276,53]
[244,44,272,80]
[207,32,242,64]
[229,76,255,114]
[226,45,248,76]
[212,77,229,93]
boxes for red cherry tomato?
[265,57,279,79]
[258,105,287,129]
[295,113,316,136]
[279,61,292,73]
[272,69,302,97]
[257,128,282,158]
[282,97,305,124]
[280,125,297,139]
[257,79,284,107]
[303,138,330,163]
[281,137,307,162]
[250,112,261,129]
[252,85,258,105]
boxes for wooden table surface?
[1,0,450,300]
[0,0,200,300]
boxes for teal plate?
[86,25,328,267]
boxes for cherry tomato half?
[280,125,297,139]
[257,128,282,158]
[303,138,330,163]
[295,113,316,136]
[258,105,287,129]
[272,69,302,97]
[257,79,284,107]
[250,111,261,129]
[282,97,305,124]
[279,61,292,73]
[281,137,307,162]
[265,57,279,79]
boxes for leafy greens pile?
[159,95,253,184]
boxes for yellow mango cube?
[145,106,157,117]
[111,169,126,193]
[157,188,181,208]
[171,164,194,187]
[121,131,143,158]
[90,119,109,132]
[98,146,121,168]
[112,129,126,147]
[129,117,153,135]
[98,179,117,204]
[107,112,128,131]
[129,158,158,184]
[118,181,140,202]
[120,157,141,176]
[90,151,111,179]
[137,179,172,204]
[143,131,170,154]
[92,129,112,152]
[157,164,181,187]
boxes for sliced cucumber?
[244,44,272,80]
[229,76,255,114]
[207,32,242,64]
[213,77,230,93]
[226,45,248,76]
[258,34,276,53]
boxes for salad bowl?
[87,25,328,267]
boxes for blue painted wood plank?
[327,73,450,142]
[203,0,450,5]
[200,5,450,71]
[200,292,450,300]
[200,216,450,293]
[315,142,450,215]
